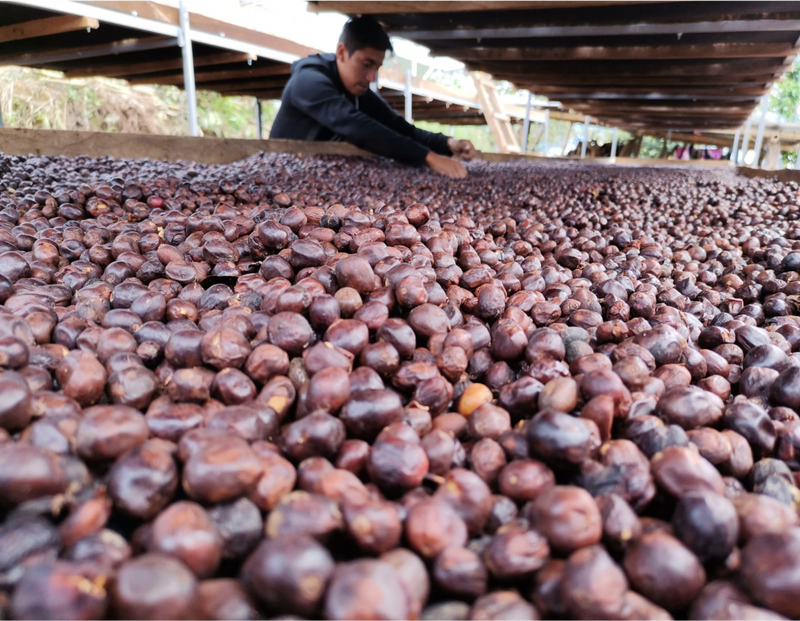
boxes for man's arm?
[360,91,452,156]
[287,67,431,166]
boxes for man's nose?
[367,68,377,83]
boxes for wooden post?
[561,122,574,156]
[179,0,199,137]
[255,99,263,140]
[404,69,413,123]
[580,115,590,158]
[730,128,741,162]
[610,127,619,159]
[753,95,768,168]
[521,92,532,153]
[740,118,752,164]
[542,109,550,156]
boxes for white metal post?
[610,127,619,159]
[796,143,800,170]
[753,95,768,168]
[255,99,263,140]
[730,128,741,162]
[740,118,751,165]
[542,109,550,155]
[580,116,590,158]
[404,69,413,123]
[179,0,199,137]
[521,92,532,153]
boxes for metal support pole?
[740,118,751,165]
[0,106,4,128]
[730,128,741,162]
[542,109,550,156]
[404,69,412,123]
[580,115,590,158]
[521,92,532,153]
[610,127,619,159]
[178,0,199,137]
[255,99,263,140]
[796,143,800,170]
[753,95,768,168]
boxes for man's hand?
[447,138,477,161]
[425,152,467,179]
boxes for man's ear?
[335,42,348,63]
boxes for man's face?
[336,43,385,97]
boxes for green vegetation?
[0,67,279,138]
[769,63,800,167]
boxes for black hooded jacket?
[269,53,452,166]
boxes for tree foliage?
[770,64,800,124]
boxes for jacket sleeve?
[360,91,452,157]
[286,67,433,166]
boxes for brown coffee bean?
[150,501,223,578]
[497,459,555,503]
[324,559,409,620]
[76,405,149,461]
[562,545,628,619]
[672,491,738,562]
[623,531,706,612]
[265,491,343,541]
[11,561,108,621]
[740,529,800,618]
[108,442,178,519]
[242,534,334,617]
[182,434,262,503]
[527,485,602,554]
[651,446,725,497]
[112,554,197,620]
[433,546,488,597]
[483,527,549,579]
[405,498,468,559]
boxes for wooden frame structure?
[0,0,554,130]
[310,1,800,133]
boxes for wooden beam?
[65,51,255,79]
[566,100,755,111]
[79,1,179,25]
[0,36,176,67]
[555,93,762,102]
[470,58,787,78]
[530,85,770,97]
[509,74,778,87]
[443,42,795,62]
[187,12,318,60]
[568,106,753,116]
[309,1,670,14]
[195,78,289,93]
[127,63,292,85]
[221,89,286,99]
[388,18,800,40]
[0,15,99,44]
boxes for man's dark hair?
[339,16,393,55]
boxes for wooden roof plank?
[384,18,800,40]
[528,85,770,96]
[442,41,795,61]
[0,15,99,43]
[126,62,292,85]
[64,51,255,79]
[0,35,176,67]
[308,1,671,15]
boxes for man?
[270,16,476,178]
